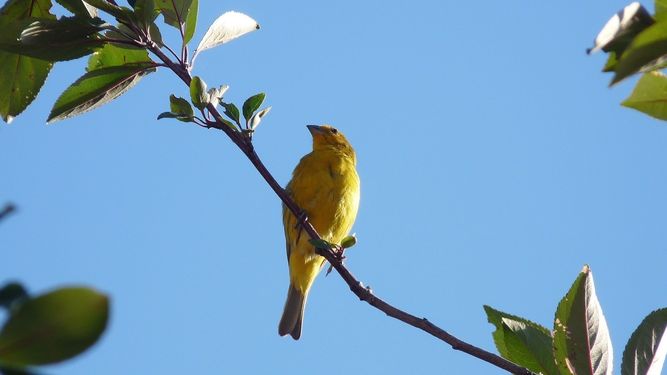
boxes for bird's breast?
[289,151,360,243]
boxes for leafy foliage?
[0,0,54,123]
[132,0,156,28]
[55,0,98,19]
[590,2,667,120]
[82,0,133,23]
[0,0,261,125]
[0,17,106,61]
[486,266,667,375]
[612,21,667,85]
[155,0,198,43]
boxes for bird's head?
[307,125,354,154]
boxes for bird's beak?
[307,125,323,135]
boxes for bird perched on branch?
[279,125,360,340]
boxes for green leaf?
[621,308,667,375]
[0,286,109,366]
[102,23,138,46]
[157,112,176,119]
[0,0,52,18]
[340,234,357,249]
[602,52,618,72]
[242,92,265,123]
[81,0,133,22]
[20,16,104,46]
[189,76,207,110]
[55,0,98,18]
[46,43,154,123]
[149,20,163,46]
[0,16,107,62]
[132,0,156,27]
[613,20,667,85]
[87,43,151,71]
[48,63,156,123]
[0,283,28,310]
[0,0,54,123]
[183,0,197,44]
[169,94,192,115]
[553,265,613,375]
[622,71,667,120]
[0,28,53,124]
[155,0,197,43]
[167,94,193,122]
[221,102,240,126]
[484,305,558,375]
[157,111,193,122]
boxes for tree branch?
[147,43,536,375]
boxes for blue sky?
[2,0,667,374]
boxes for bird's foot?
[332,245,346,262]
[325,245,346,277]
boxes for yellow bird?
[279,125,360,340]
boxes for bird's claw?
[293,210,309,229]
[325,246,346,277]
[333,245,346,262]
[325,263,334,276]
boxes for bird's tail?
[278,283,307,340]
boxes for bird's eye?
[331,128,338,134]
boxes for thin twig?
[147,43,535,375]
[0,203,16,223]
